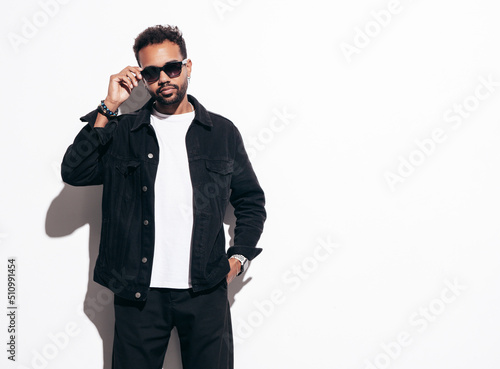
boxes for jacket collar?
[130,94,213,132]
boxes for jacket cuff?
[80,109,117,146]
[227,246,262,261]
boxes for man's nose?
[158,70,170,84]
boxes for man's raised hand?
[105,66,143,111]
[93,66,143,128]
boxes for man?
[61,25,266,369]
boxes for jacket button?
[135,292,141,299]
[142,257,148,263]
[148,153,153,159]
[142,186,148,192]
[143,220,149,226]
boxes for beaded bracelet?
[97,100,119,119]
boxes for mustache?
[156,84,179,94]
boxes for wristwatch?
[230,254,248,276]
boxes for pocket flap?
[115,160,141,176]
[205,160,234,175]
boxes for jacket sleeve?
[227,126,266,261]
[61,110,117,186]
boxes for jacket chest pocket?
[204,159,234,201]
[114,160,142,202]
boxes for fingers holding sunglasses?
[119,66,143,88]
[106,66,143,107]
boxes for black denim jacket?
[61,95,266,301]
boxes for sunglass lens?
[142,62,184,82]
[142,67,160,82]
[164,62,182,78]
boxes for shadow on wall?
[46,183,245,369]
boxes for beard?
[149,77,188,107]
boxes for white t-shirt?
[149,106,195,288]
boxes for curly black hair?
[133,25,187,65]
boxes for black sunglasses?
[141,59,188,83]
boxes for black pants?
[112,280,233,369]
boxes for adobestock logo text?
[384,74,499,192]
[7,0,72,53]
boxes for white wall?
[2,0,500,368]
